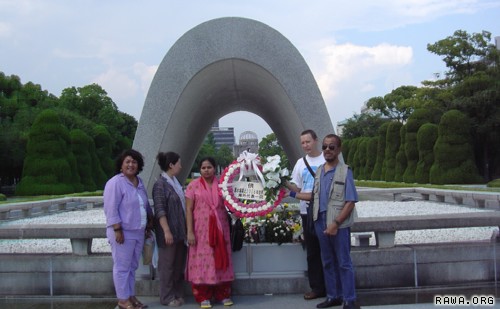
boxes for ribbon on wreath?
[236,151,266,187]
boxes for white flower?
[266,172,281,182]
[262,155,281,173]
[280,168,289,177]
[265,180,279,189]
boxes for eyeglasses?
[322,144,336,151]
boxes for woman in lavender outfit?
[104,149,153,309]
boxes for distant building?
[336,119,348,137]
[337,100,379,137]
[210,120,235,150]
[233,131,259,155]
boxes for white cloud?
[133,63,157,94]
[0,22,11,38]
[92,69,138,104]
[313,42,413,101]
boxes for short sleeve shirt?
[291,154,325,214]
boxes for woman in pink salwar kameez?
[185,157,234,309]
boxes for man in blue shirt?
[314,134,359,309]
[291,134,360,309]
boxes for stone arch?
[133,17,334,191]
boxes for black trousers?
[301,213,326,294]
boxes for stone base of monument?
[1,241,499,296]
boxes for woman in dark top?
[153,151,187,307]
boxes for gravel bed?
[0,201,498,253]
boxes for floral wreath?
[218,152,290,218]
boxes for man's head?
[300,129,320,156]
[322,134,342,163]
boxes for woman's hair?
[115,149,144,175]
[157,151,180,172]
[198,156,217,169]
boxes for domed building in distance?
[233,131,259,155]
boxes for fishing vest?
[312,162,357,228]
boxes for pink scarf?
[200,177,229,270]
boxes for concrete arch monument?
[133,17,335,191]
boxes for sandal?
[118,301,136,309]
[167,299,182,307]
[130,296,148,308]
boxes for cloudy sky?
[1,0,499,140]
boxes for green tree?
[351,137,365,179]
[341,113,387,139]
[346,138,360,167]
[59,84,136,157]
[16,110,81,195]
[426,29,499,180]
[415,123,438,184]
[355,137,369,180]
[216,144,235,171]
[93,125,114,177]
[427,30,493,83]
[402,108,441,183]
[258,133,284,158]
[394,124,407,182]
[341,139,351,164]
[366,86,420,122]
[429,110,483,184]
[453,70,500,180]
[371,122,390,180]
[364,137,378,181]
[258,132,290,170]
[70,129,97,192]
[0,73,57,185]
[192,132,217,174]
[383,121,403,182]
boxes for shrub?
[16,110,81,195]
[384,121,403,182]
[487,179,500,188]
[365,137,378,181]
[403,109,438,183]
[394,124,407,182]
[0,193,6,201]
[346,138,360,173]
[430,110,483,184]
[93,125,114,177]
[415,123,438,184]
[70,129,97,192]
[342,139,351,164]
[371,122,389,180]
[355,138,369,180]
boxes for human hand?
[324,223,338,236]
[164,230,174,245]
[187,231,196,246]
[115,230,125,244]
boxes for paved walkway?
[116,294,498,309]
[0,292,500,309]
[123,295,425,309]
[1,292,498,308]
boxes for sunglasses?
[322,144,336,151]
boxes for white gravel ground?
[0,200,498,253]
